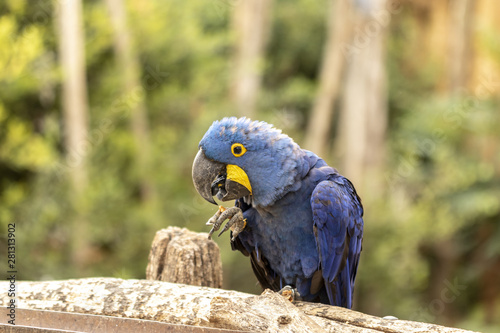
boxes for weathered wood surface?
[146,227,223,288]
[0,278,478,333]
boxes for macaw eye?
[231,143,246,157]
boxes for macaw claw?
[278,285,301,303]
[207,206,246,241]
[206,206,225,227]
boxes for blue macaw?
[192,117,363,308]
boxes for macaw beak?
[192,149,252,204]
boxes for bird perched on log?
[192,117,363,308]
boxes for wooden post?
[146,227,223,288]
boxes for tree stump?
[146,226,223,288]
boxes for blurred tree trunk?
[417,0,483,325]
[429,1,475,324]
[471,1,500,321]
[448,0,475,94]
[471,0,500,95]
[472,219,500,325]
[336,0,388,196]
[57,0,90,270]
[412,0,478,94]
[105,0,154,202]
[231,0,273,118]
[420,240,460,326]
[412,0,450,93]
[58,0,88,193]
[304,0,353,158]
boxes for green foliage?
[357,95,500,326]
[0,0,499,331]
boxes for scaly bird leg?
[206,206,246,241]
[218,209,246,241]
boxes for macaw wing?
[311,178,363,308]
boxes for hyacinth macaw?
[192,117,363,308]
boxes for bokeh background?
[0,0,499,331]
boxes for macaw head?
[192,117,306,207]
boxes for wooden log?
[295,302,476,333]
[0,278,478,333]
[146,227,223,288]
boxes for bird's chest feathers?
[242,190,319,282]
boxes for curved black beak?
[192,149,225,205]
[192,149,252,204]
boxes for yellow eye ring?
[231,143,247,157]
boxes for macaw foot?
[278,285,301,302]
[206,206,246,241]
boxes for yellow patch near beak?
[227,164,252,195]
